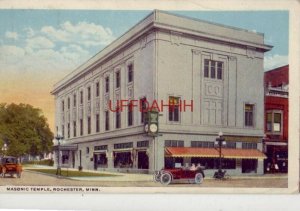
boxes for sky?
[0,10,289,132]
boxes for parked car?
[154,167,205,185]
[0,156,22,178]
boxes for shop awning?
[223,136,261,142]
[221,148,267,159]
[165,147,219,158]
[165,147,266,159]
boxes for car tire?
[17,172,21,178]
[1,168,6,178]
[195,173,204,184]
[153,171,161,182]
[160,172,172,185]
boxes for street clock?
[149,124,158,133]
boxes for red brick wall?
[265,96,288,141]
[264,65,289,87]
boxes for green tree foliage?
[0,103,53,157]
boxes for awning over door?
[165,147,266,159]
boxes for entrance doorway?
[72,151,75,168]
[242,159,257,173]
[137,151,149,169]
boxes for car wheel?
[153,171,161,182]
[1,168,6,178]
[17,172,21,178]
[195,173,204,184]
[160,173,172,185]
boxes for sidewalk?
[24,165,287,182]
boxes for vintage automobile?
[0,156,22,178]
[154,167,205,185]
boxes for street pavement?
[0,165,288,188]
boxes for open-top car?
[154,166,205,185]
[0,156,22,178]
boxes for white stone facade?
[51,10,271,175]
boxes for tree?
[0,103,54,158]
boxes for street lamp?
[1,142,7,157]
[214,131,226,179]
[55,133,64,176]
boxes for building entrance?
[137,151,149,169]
[94,153,108,170]
[242,159,257,173]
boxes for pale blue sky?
[0,9,289,129]
[0,10,288,72]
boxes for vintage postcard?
[0,0,299,198]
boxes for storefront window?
[114,152,132,168]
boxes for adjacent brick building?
[264,65,288,173]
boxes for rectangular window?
[128,64,133,83]
[87,116,91,134]
[169,96,180,122]
[225,142,236,149]
[114,142,133,149]
[67,98,70,110]
[96,82,99,97]
[266,112,272,131]
[128,103,133,126]
[73,94,76,107]
[62,125,64,138]
[140,97,147,123]
[204,59,223,80]
[165,140,184,147]
[217,62,223,79]
[116,110,121,129]
[62,100,64,112]
[191,141,214,148]
[137,141,149,148]
[267,111,282,133]
[116,71,120,88]
[245,104,254,127]
[80,91,83,104]
[96,114,100,132]
[242,142,257,149]
[204,59,209,78]
[73,121,76,137]
[273,113,281,132]
[94,145,108,151]
[210,61,216,79]
[87,87,91,101]
[105,111,109,131]
[67,123,70,138]
[105,76,109,93]
[80,119,83,136]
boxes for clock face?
[149,124,158,133]
[144,124,149,132]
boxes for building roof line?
[52,10,272,95]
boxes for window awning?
[165,147,267,159]
[165,147,219,158]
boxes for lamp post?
[55,133,63,176]
[214,131,226,179]
[1,142,7,157]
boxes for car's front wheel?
[160,172,172,185]
[195,173,204,184]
